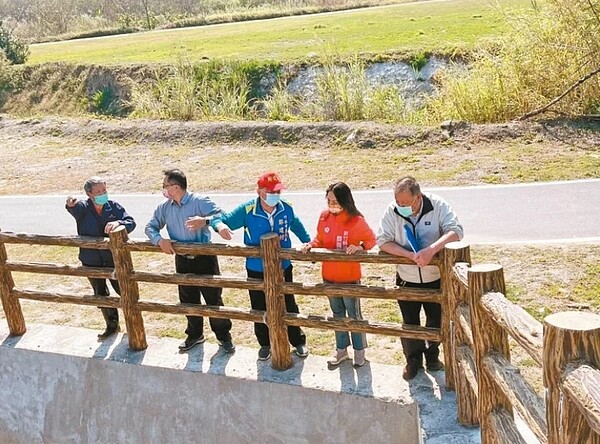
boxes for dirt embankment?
[2,113,599,149]
[0,114,599,196]
[1,63,156,116]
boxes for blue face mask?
[264,193,281,206]
[396,204,413,217]
[94,193,109,206]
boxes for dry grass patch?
[0,118,599,195]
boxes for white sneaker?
[353,349,366,368]
[327,348,350,367]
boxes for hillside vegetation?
[0,0,598,124]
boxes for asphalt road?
[1,179,599,245]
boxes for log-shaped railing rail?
[0,227,443,370]
[445,242,600,444]
[3,227,600,443]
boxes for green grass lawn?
[28,0,531,65]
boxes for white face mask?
[328,206,343,214]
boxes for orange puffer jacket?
[309,210,377,283]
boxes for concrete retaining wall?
[0,324,420,443]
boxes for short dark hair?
[326,182,362,217]
[163,169,187,190]
[394,176,420,196]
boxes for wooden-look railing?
[445,242,600,444]
[1,227,599,443]
[0,226,443,372]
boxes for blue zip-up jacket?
[211,197,311,272]
[66,199,136,267]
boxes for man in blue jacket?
[66,176,136,340]
[212,171,310,361]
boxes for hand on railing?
[346,244,364,255]
[158,238,176,255]
[104,221,121,234]
[414,246,436,267]
[299,243,311,253]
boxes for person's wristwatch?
[205,218,211,226]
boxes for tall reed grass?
[264,57,409,122]
[424,0,600,122]
[130,59,277,120]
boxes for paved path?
[1,179,599,245]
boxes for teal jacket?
[211,197,311,272]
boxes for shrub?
[88,87,122,116]
[409,52,428,73]
[424,0,600,123]
[0,20,29,65]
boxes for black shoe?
[178,335,206,351]
[97,322,120,340]
[258,346,271,361]
[294,344,309,358]
[402,364,420,381]
[426,359,445,372]
[220,341,236,354]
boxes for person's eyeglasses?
[162,183,177,189]
[396,195,417,207]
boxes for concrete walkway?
[0,324,479,443]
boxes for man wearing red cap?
[211,171,311,361]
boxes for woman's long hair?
[326,182,362,217]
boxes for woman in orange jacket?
[302,182,376,368]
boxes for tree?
[0,20,29,64]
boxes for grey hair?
[84,176,106,193]
[393,176,421,196]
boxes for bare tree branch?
[518,64,600,120]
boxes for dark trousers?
[247,265,306,347]
[175,255,232,342]
[396,275,441,367]
[88,277,120,325]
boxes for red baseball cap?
[257,171,286,192]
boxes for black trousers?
[396,275,441,367]
[88,277,119,324]
[247,265,306,347]
[175,255,232,342]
